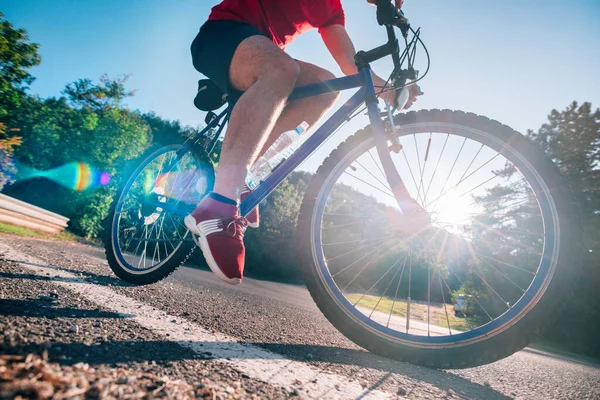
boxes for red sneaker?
[241,184,259,229]
[184,196,248,285]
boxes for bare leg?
[257,61,341,155]
[212,36,300,200]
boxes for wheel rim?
[111,144,212,274]
[310,122,559,347]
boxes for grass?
[346,293,478,332]
[0,221,85,243]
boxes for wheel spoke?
[308,119,558,346]
[113,145,201,272]
[438,271,453,335]
[354,159,393,194]
[322,220,369,231]
[396,137,424,204]
[343,170,395,199]
[351,253,406,309]
[479,256,527,292]
[475,252,537,275]
[323,234,395,247]
[332,238,395,279]
[382,254,409,326]
[427,153,500,211]
[428,137,467,213]
[367,149,388,184]
[423,134,449,204]
[413,134,426,204]
[341,242,391,293]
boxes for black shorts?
[191,20,266,104]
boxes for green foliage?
[244,171,311,282]
[5,76,152,238]
[0,12,39,190]
[0,122,21,190]
[529,102,600,357]
[0,221,81,242]
[469,101,600,357]
[0,12,41,122]
[63,74,136,110]
[142,112,205,145]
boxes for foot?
[241,184,260,229]
[184,196,248,285]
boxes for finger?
[395,0,404,8]
[403,97,417,110]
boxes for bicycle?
[103,7,580,368]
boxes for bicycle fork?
[361,67,414,213]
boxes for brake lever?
[395,10,410,38]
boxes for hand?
[372,74,397,106]
[402,83,423,110]
[373,73,423,110]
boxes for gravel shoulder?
[0,254,288,399]
[1,234,599,399]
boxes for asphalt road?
[1,235,599,399]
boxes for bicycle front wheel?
[298,109,580,368]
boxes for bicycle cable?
[343,24,432,122]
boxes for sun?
[427,191,478,233]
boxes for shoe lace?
[224,216,249,237]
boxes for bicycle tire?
[298,109,581,368]
[104,139,213,285]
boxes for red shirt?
[208,0,346,49]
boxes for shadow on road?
[257,342,511,399]
[4,339,510,399]
[0,260,133,287]
[0,298,133,319]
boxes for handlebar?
[354,4,409,69]
[375,0,410,37]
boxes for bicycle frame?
[166,64,412,218]
[240,65,412,216]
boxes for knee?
[283,59,301,82]
[268,58,300,91]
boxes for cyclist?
[185,0,420,284]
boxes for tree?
[0,122,21,190]
[0,12,40,190]
[63,74,136,110]
[471,101,600,356]
[0,12,41,122]
[7,76,152,238]
[142,112,205,145]
[530,102,600,356]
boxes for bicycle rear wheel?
[298,109,580,368]
[104,140,214,285]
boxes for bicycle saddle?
[193,79,228,111]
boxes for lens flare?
[16,162,110,191]
[150,168,212,204]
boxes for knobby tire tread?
[298,109,582,368]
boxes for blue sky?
[3,0,600,169]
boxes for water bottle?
[246,121,309,188]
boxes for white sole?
[184,215,242,285]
